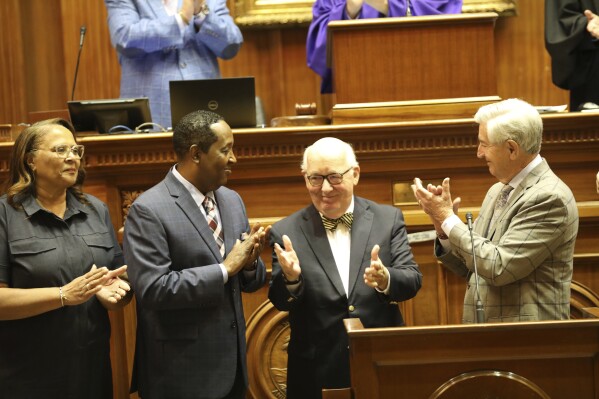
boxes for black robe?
[545,0,599,111]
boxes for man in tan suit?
[413,98,579,323]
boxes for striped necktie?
[490,184,514,229]
[203,196,225,256]
[321,212,353,232]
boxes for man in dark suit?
[268,137,422,399]
[123,110,268,399]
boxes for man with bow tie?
[268,137,422,399]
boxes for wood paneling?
[0,0,26,124]
[494,1,569,105]
[1,114,598,398]
[21,0,67,115]
[0,2,594,398]
[0,1,571,125]
[60,0,121,101]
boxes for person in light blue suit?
[104,0,243,129]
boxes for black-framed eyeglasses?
[306,167,353,187]
[33,144,85,159]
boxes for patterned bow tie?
[321,212,353,231]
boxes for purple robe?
[307,0,463,93]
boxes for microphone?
[71,25,87,101]
[79,25,86,47]
[466,212,485,323]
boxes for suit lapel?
[486,159,550,238]
[347,198,372,297]
[165,172,223,261]
[299,206,346,298]
[148,0,167,18]
[479,183,501,237]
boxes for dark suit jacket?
[268,196,422,399]
[123,170,266,399]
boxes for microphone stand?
[466,212,485,323]
[71,26,86,101]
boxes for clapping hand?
[585,10,599,39]
[243,223,271,270]
[274,235,301,282]
[96,265,130,304]
[61,265,110,306]
[224,223,269,276]
[364,244,389,290]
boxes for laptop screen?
[169,77,256,129]
[67,98,152,133]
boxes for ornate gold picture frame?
[233,0,517,28]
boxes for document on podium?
[534,104,568,113]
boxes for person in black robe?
[545,0,599,111]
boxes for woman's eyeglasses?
[33,144,85,159]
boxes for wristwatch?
[194,3,210,19]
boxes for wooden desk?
[343,318,599,398]
[1,112,598,399]
[327,13,498,104]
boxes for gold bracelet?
[59,286,66,307]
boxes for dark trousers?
[222,355,247,399]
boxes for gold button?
[348,305,355,312]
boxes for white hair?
[474,98,543,154]
[301,137,358,173]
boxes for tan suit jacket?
[437,159,579,323]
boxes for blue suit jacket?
[124,170,265,399]
[104,0,243,128]
[268,197,422,399]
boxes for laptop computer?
[169,77,256,128]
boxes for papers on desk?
[534,105,568,114]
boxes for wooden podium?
[337,318,599,398]
[326,13,499,123]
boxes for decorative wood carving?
[120,190,145,220]
[429,370,551,398]
[571,280,599,319]
[246,301,290,399]
[0,125,12,142]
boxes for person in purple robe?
[307,0,463,93]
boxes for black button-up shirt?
[0,191,123,398]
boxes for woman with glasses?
[0,118,131,398]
